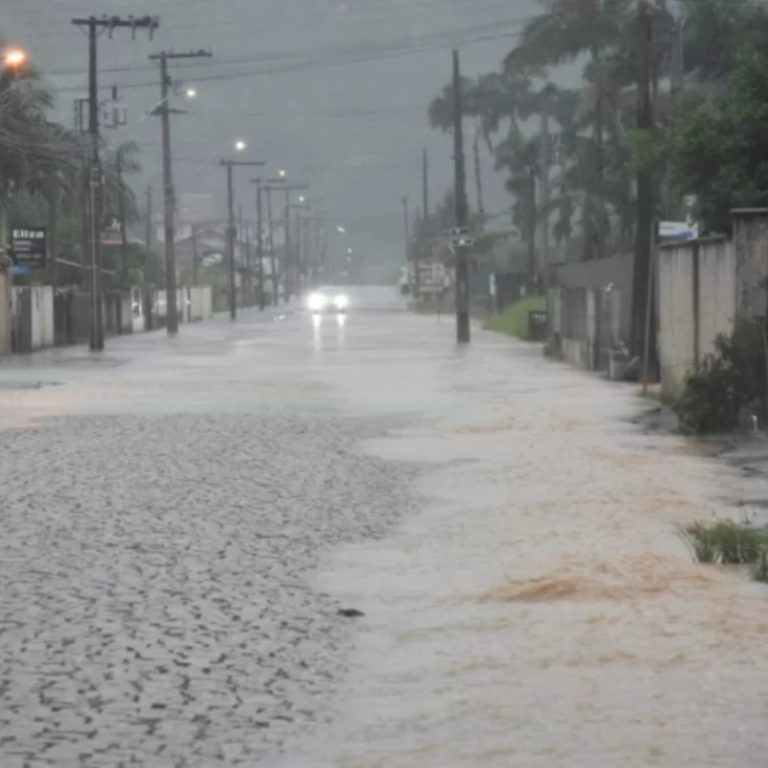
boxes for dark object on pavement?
[337,608,365,618]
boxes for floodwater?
[2,288,767,767]
[278,290,768,767]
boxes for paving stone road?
[0,301,415,767]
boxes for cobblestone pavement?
[0,301,415,767]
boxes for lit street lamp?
[234,139,247,152]
[3,48,28,69]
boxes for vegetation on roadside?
[484,296,546,340]
[675,320,766,434]
[682,520,768,583]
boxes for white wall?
[188,286,213,321]
[698,239,736,359]
[658,238,736,398]
[0,268,10,355]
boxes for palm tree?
[506,0,632,189]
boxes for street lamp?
[3,48,28,69]
[185,87,197,99]
[278,169,287,178]
[337,226,346,234]
[235,139,247,152]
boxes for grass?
[484,296,546,340]
[682,520,768,583]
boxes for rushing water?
[280,304,768,768]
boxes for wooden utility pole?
[144,185,154,330]
[453,49,470,343]
[253,180,263,309]
[402,195,410,266]
[251,177,286,310]
[266,188,277,305]
[192,225,199,287]
[419,148,429,298]
[538,86,553,285]
[473,134,485,218]
[113,88,129,286]
[631,2,656,368]
[150,49,212,335]
[527,165,537,291]
[72,14,159,351]
[220,159,265,320]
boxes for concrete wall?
[732,210,768,318]
[552,251,634,345]
[12,286,54,353]
[0,263,11,356]
[188,286,213,321]
[658,237,737,398]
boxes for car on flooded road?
[306,287,350,315]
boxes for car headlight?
[307,292,328,312]
[334,294,349,311]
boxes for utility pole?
[281,186,309,300]
[539,85,553,286]
[192,225,199,286]
[284,190,292,302]
[150,49,212,335]
[453,49,470,344]
[295,206,303,292]
[419,147,429,299]
[266,188,277,305]
[72,14,159,351]
[144,185,154,330]
[402,196,410,261]
[243,207,253,307]
[220,159,265,320]
[473,134,485,218]
[631,1,656,368]
[253,179,266,310]
[111,87,130,287]
[278,183,309,301]
[527,164,537,291]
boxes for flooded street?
[2,290,767,766]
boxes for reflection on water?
[311,313,347,353]
[312,313,323,352]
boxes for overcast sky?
[3,0,541,269]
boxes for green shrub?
[683,520,768,566]
[684,522,717,563]
[675,319,766,434]
[754,550,768,583]
[485,296,546,340]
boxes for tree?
[671,46,768,234]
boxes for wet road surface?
[1,288,767,767]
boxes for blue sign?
[11,264,30,276]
